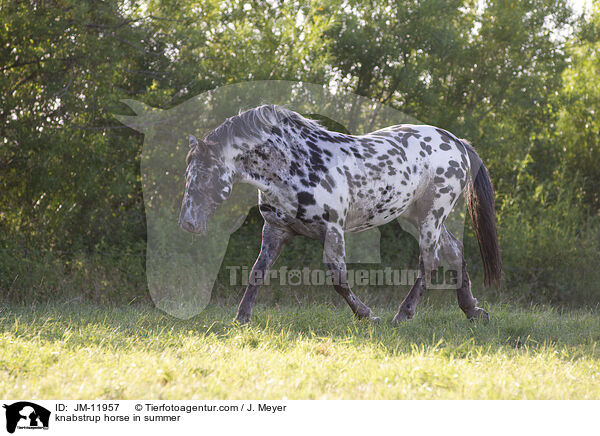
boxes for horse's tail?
[462,139,502,287]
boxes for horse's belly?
[344,194,414,232]
[343,160,431,232]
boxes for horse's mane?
[205,105,322,148]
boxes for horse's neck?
[229,128,301,195]
[234,167,272,193]
[228,140,277,194]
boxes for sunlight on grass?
[0,303,599,399]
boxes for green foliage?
[0,0,598,305]
[556,3,600,210]
[497,176,600,304]
[0,243,147,305]
[0,0,154,250]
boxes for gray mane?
[205,105,322,148]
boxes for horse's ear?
[189,135,199,148]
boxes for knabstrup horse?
[179,105,501,323]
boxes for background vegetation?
[1,0,599,307]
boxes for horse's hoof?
[233,315,251,325]
[356,313,380,323]
[392,310,413,323]
[467,307,490,323]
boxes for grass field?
[1,301,600,399]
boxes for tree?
[556,4,600,211]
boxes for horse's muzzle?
[179,214,207,235]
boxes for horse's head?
[179,135,234,234]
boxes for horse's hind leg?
[234,222,293,324]
[456,259,489,321]
[323,226,379,322]
[393,257,426,322]
[438,228,489,321]
[393,214,440,322]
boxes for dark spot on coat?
[297,191,316,205]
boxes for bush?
[0,242,148,305]
[496,178,600,305]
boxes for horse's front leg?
[323,226,380,322]
[234,223,293,324]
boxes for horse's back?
[339,124,470,231]
[255,119,470,240]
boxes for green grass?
[1,301,600,399]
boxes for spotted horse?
[179,105,502,324]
